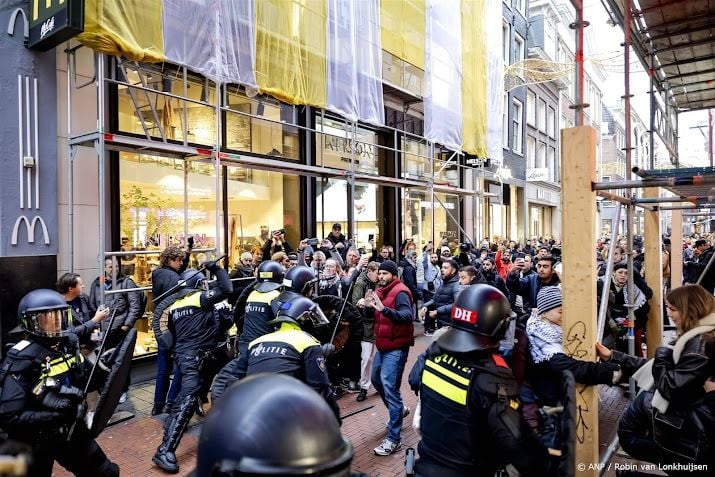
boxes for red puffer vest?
[374,278,414,352]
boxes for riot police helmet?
[254,260,285,293]
[196,374,353,477]
[437,284,514,353]
[17,289,71,339]
[180,269,209,290]
[282,266,318,296]
[269,296,329,329]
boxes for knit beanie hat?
[378,260,399,277]
[613,262,628,272]
[537,286,562,315]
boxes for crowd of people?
[0,226,714,476]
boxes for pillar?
[561,126,598,475]
[643,188,663,358]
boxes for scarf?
[526,314,563,363]
[632,312,715,413]
[611,277,647,310]
[319,274,342,298]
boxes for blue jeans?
[371,347,409,443]
[154,345,182,406]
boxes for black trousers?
[27,426,119,477]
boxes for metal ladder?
[117,59,168,142]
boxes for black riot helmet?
[180,269,208,290]
[282,266,318,296]
[18,289,71,339]
[269,296,329,329]
[254,260,285,293]
[437,284,514,353]
[196,374,353,477]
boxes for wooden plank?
[670,210,683,289]
[643,187,663,358]
[560,126,598,475]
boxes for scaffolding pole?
[593,174,715,190]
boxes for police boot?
[153,396,197,474]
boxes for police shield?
[312,295,363,353]
[90,328,137,437]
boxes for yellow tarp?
[255,0,327,108]
[381,0,425,71]
[461,0,487,157]
[78,0,164,63]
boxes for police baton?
[153,254,227,304]
[67,306,119,441]
[339,405,373,420]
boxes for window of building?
[527,136,536,169]
[538,99,547,132]
[547,146,556,181]
[512,98,523,154]
[502,23,510,64]
[503,93,510,148]
[514,34,525,64]
[544,19,557,60]
[527,90,536,126]
[537,141,546,168]
[515,0,526,15]
[548,107,556,137]
[402,189,460,248]
[316,116,379,174]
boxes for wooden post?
[643,188,663,358]
[670,210,683,289]
[561,126,598,474]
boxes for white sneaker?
[118,392,128,404]
[384,406,410,427]
[374,438,401,456]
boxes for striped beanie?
[537,286,562,315]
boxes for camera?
[459,242,471,252]
[306,238,319,247]
[272,228,285,236]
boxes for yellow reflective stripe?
[425,359,470,386]
[422,369,467,405]
[249,323,319,353]
[247,289,280,305]
[169,292,202,311]
[40,355,82,378]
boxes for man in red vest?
[364,260,414,456]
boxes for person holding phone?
[262,228,294,259]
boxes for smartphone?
[368,234,375,241]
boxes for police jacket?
[408,342,549,477]
[422,274,461,328]
[168,269,233,355]
[240,288,281,344]
[247,322,340,421]
[0,336,87,442]
[374,279,414,352]
[89,276,142,333]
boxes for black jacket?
[423,274,461,328]
[482,269,510,298]
[152,266,182,300]
[89,276,142,332]
[398,258,418,300]
[507,272,560,312]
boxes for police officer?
[153,262,233,473]
[247,295,341,421]
[196,374,355,477]
[209,261,287,402]
[0,289,119,476]
[408,284,549,477]
[272,265,318,312]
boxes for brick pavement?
[54,324,638,477]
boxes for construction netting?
[77,0,501,157]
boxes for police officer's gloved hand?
[42,392,77,417]
[58,385,84,400]
[203,260,221,273]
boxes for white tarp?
[424,0,462,151]
[162,0,257,89]
[326,0,384,125]
[486,0,504,165]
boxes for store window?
[402,137,430,181]
[226,168,301,267]
[316,117,379,174]
[402,189,460,251]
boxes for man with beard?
[480,255,509,298]
[363,261,414,456]
[507,255,560,315]
[419,259,461,336]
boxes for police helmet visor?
[299,304,330,328]
[25,308,70,338]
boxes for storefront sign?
[461,155,488,168]
[28,0,84,51]
[323,136,375,164]
[526,167,549,182]
[527,184,560,206]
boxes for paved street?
[54,324,633,476]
